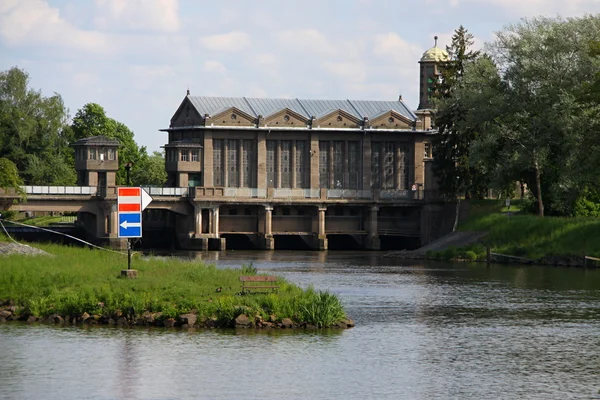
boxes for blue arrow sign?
[118,213,141,238]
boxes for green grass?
[0,241,347,327]
[457,199,600,260]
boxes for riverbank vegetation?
[0,241,351,329]
[433,16,600,218]
[426,199,600,265]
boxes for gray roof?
[186,96,416,122]
[71,135,120,146]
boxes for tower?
[418,36,449,110]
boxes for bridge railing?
[23,186,98,195]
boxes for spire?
[434,35,438,47]
[186,85,190,96]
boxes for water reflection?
[1,251,600,399]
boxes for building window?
[191,149,199,162]
[107,148,115,160]
[333,141,344,188]
[284,115,290,122]
[383,142,395,189]
[319,141,329,188]
[424,142,432,158]
[266,140,276,188]
[371,142,381,189]
[280,140,291,188]
[398,144,410,190]
[242,140,256,188]
[88,148,96,160]
[180,150,189,162]
[213,139,224,186]
[348,141,360,189]
[227,139,239,187]
[295,140,308,188]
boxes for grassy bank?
[0,241,349,329]
[431,199,600,263]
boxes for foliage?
[432,26,485,199]
[0,244,348,328]
[71,103,149,185]
[0,67,75,185]
[573,188,600,217]
[131,151,167,186]
[464,16,600,216]
[0,158,24,196]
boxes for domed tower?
[418,36,449,110]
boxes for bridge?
[0,185,453,251]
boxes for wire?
[0,219,127,255]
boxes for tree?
[431,26,483,200]
[0,67,75,185]
[131,151,167,186]
[71,103,147,185]
[0,157,23,194]
[483,16,600,216]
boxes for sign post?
[118,187,152,277]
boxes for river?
[1,251,600,400]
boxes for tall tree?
[0,157,24,196]
[72,103,147,185]
[131,151,167,186]
[0,67,75,185]
[431,26,482,200]
[484,16,600,216]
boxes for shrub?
[464,251,478,261]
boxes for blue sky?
[2,0,600,153]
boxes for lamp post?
[124,161,134,186]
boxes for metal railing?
[23,186,97,195]
[142,187,189,197]
[273,188,320,198]
[223,188,267,198]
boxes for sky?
[2,0,600,153]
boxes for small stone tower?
[418,36,449,110]
[72,135,120,187]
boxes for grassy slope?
[458,200,600,259]
[0,241,346,327]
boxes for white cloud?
[202,61,227,74]
[373,32,423,64]
[199,31,251,52]
[0,0,111,53]
[468,0,600,16]
[93,0,180,32]
[323,62,367,83]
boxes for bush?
[464,251,478,261]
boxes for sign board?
[505,198,511,207]
[117,187,153,238]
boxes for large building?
[156,40,450,251]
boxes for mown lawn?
[458,199,600,260]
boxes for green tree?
[431,26,483,200]
[0,157,23,195]
[483,16,600,216]
[0,67,75,185]
[71,103,147,185]
[131,151,167,186]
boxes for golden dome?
[420,36,449,62]
[421,46,449,62]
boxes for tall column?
[343,141,349,189]
[310,133,320,189]
[366,205,380,250]
[265,206,273,235]
[395,144,402,189]
[263,205,274,250]
[315,205,328,250]
[257,132,267,189]
[362,135,371,190]
[328,141,334,189]
[238,139,244,187]
[276,140,281,188]
[223,140,229,187]
[193,204,202,237]
[203,131,213,187]
[291,141,297,189]
[212,206,220,237]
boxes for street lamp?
[124,161,134,186]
